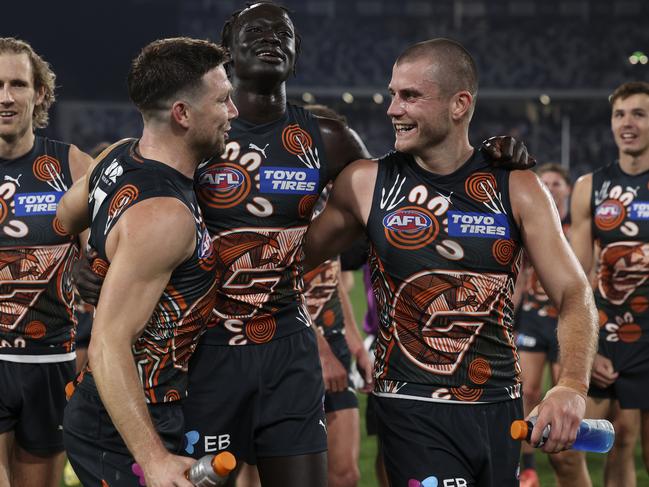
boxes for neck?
[413,133,474,176]
[619,149,649,175]
[138,126,198,179]
[232,77,287,124]
[0,130,35,160]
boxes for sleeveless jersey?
[591,161,649,349]
[520,215,571,323]
[0,136,79,362]
[195,104,329,346]
[367,150,524,404]
[87,139,217,403]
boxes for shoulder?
[68,145,94,182]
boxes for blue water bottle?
[511,417,615,453]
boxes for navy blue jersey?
[0,137,79,360]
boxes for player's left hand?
[526,385,586,453]
[481,136,536,170]
[352,346,374,393]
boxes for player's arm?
[88,198,195,486]
[304,159,376,270]
[318,117,372,180]
[314,322,348,393]
[66,145,94,252]
[510,170,598,453]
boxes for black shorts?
[515,309,559,363]
[589,337,649,409]
[183,328,327,464]
[374,395,523,487]
[324,335,358,414]
[365,393,379,436]
[0,359,75,455]
[63,375,185,487]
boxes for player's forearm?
[339,281,363,354]
[88,335,168,468]
[556,282,598,394]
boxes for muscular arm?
[88,198,195,484]
[304,159,376,270]
[318,117,372,181]
[569,174,596,273]
[510,170,598,452]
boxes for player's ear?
[171,101,191,129]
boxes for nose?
[260,29,281,45]
[227,97,239,121]
[0,84,15,105]
[387,95,404,118]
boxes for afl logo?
[383,206,438,250]
[197,162,251,209]
[595,199,626,231]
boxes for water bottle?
[186,451,236,487]
[510,417,615,453]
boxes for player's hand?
[527,385,586,453]
[591,353,618,389]
[351,344,374,393]
[141,453,195,487]
[481,136,535,170]
[319,341,349,393]
[72,248,104,305]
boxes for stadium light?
[342,92,354,104]
[539,94,551,105]
[302,92,315,103]
[629,51,648,65]
[373,93,384,104]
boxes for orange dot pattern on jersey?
[598,310,608,327]
[282,124,313,155]
[26,321,46,339]
[52,217,68,236]
[468,358,492,385]
[630,295,649,314]
[92,258,109,278]
[108,184,139,217]
[465,172,498,203]
[451,385,483,402]
[0,198,7,225]
[298,194,319,218]
[618,323,642,343]
[246,314,277,343]
[322,309,335,327]
[32,155,61,182]
[384,206,439,250]
[492,239,516,265]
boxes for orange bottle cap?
[211,451,236,476]
[510,420,529,440]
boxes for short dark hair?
[221,2,301,75]
[0,37,56,129]
[128,37,227,115]
[609,81,649,106]
[396,38,478,99]
[536,163,571,186]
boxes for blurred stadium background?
[7,0,647,485]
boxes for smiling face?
[228,3,297,83]
[0,53,43,143]
[611,93,649,159]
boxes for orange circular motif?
[598,310,608,327]
[26,321,46,339]
[492,239,516,265]
[322,309,335,327]
[197,163,251,209]
[246,314,277,343]
[0,198,7,225]
[451,385,483,402]
[468,358,491,385]
[465,173,498,203]
[383,206,438,250]
[52,217,68,236]
[282,124,313,155]
[630,296,649,314]
[108,184,139,217]
[164,389,182,402]
[618,323,642,343]
[91,258,109,277]
[298,194,319,218]
[594,199,626,231]
[33,155,61,182]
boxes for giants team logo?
[598,241,649,305]
[391,269,508,376]
[197,163,251,209]
[595,200,626,231]
[383,206,438,250]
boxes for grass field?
[60,270,649,486]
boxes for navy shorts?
[0,359,75,455]
[515,308,559,363]
[63,374,185,487]
[374,395,523,487]
[183,328,327,465]
[324,334,358,414]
